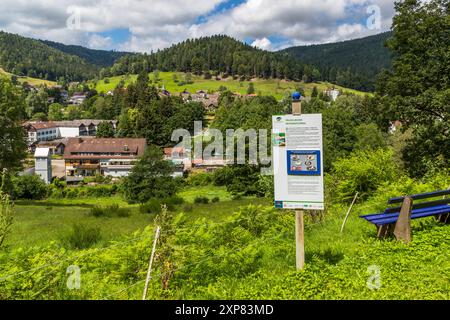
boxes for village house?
[69,92,87,105]
[30,138,68,155]
[24,120,118,144]
[181,91,219,110]
[64,137,146,182]
[164,147,192,176]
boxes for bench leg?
[394,197,413,243]
[376,225,386,238]
[437,213,450,224]
[376,223,395,238]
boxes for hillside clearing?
[91,72,369,100]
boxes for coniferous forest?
[281,32,393,91]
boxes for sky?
[0,0,397,52]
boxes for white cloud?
[87,34,113,50]
[0,0,397,52]
[251,37,272,50]
[190,0,396,47]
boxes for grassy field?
[1,183,449,300]
[91,72,368,100]
[6,187,270,249]
[0,67,57,87]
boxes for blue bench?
[360,189,450,241]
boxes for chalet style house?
[63,137,146,181]
[24,120,118,144]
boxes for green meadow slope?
[92,72,368,100]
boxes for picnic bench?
[360,189,450,242]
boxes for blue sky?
[0,0,396,52]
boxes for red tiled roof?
[64,137,146,159]
[164,147,186,156]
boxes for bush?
[90,204,130,218]
[194,196,209,204]
[83,174,112,184]
[63,224,101,249]
[211,197,220,203]
[12,174,48,200]
[139,196,184,214]
[182,203,194,212]
[140,199,162,214]
[186,173,213,186]
[329,148,400,203]
[213,165,262,196]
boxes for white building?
[24,120,118,144]
[34,148,52,184]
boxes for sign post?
[272,92,324,270]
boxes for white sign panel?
[272,114,324,210]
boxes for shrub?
[140,196,184,214]
[163,195,184,207]
[186,173,213,186]
[65,188,79,199]
[12,174,48,200]
[140,199,162,214]
[211,197,220,203]
[63,224,101,249]
[182,203,194,212]
[194,196,209,204]
[90,204,130,218]
[330,148,400,202]
[0,193,14,249]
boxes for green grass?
[6,187,270,249]
[6,202,149,249]
[2,186,449,300]
[92,72,369,100]
[178,186,232,203]
[0,67,57,87]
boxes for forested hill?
[104,35,317,82]
[281,32,393,91]
[0,31,97,82]
[41,40,129,67]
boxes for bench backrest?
[384,189,450,214]
[387,189,450,204]
[384,198,450,214]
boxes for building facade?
[64,137,146,181]
[24,120,118,144]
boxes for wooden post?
[340,192,359,233]
[142,226,161,300]
[292,99,305,270]
[394,197,412,243]
[295,211,305,270]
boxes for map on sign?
[272,114,324,210]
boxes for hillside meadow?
[0,67,57,87]
[91,71,368,100]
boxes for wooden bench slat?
[388,189,450,204]
[360,204,450,220]
[384,198,450,214]
[361,206,450,226]
[373,208,450,226]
